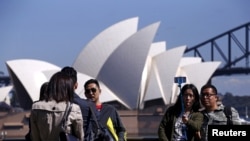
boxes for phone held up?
[174,76,186,85]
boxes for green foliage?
[221,92,250,118]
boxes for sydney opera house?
[1,17,220,110]
[0,17,220,139]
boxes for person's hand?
[182,114,188,124]
[195,131,201,140]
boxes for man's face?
[84,83,100,102]
[200,87,218,108]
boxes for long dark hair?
[173,84,201,116]
[46,71,74,102]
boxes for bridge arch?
[184,22,250,77]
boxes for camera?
[174,76,186,84]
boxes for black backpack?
[224,106,233,125]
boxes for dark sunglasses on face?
[85,88,97,94]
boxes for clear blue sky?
[1,0,250,96]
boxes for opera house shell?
[3,17,221,110]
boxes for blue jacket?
[73,93,95,140]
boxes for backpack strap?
[88,102,104,138]
[89,104,101,129]
[224,106,233,125]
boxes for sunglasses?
[85,88,97,94]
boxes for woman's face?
[183,88,195,109]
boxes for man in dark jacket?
[61,66,95,140]
[84,79,127,141]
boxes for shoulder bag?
[89,105,113,141]
[59,102,80,141]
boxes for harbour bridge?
[184,22,250,77]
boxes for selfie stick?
[174,77,186,115]
[178,83,185,114]
[175,77,187,140]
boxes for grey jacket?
[200,104,241,141]
[30,100,84,141]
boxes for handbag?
[59,102,79,141]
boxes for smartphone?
[174,76,186,84]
